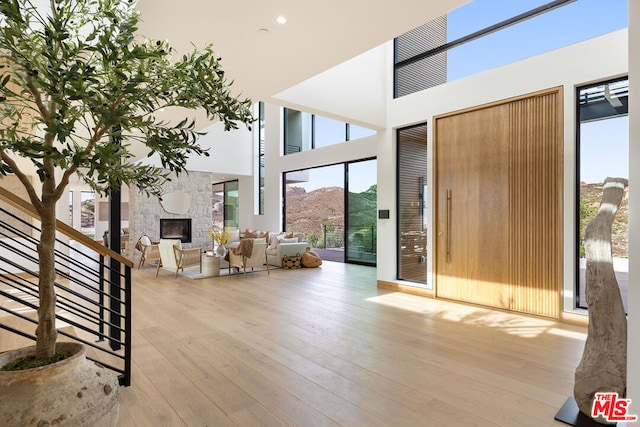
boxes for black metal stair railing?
[0,202,132,387]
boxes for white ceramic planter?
[0,342,119,427]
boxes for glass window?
[284,108,377,154]
[448,0,627,82]
[284,165,345,263]
[395,0,628,97]
[314,116,347,148]
[346,159,377,265]
[447,0,558,39]
[397,124,428,284]
[80,191,95,238]
[348,124,377,141]
[284,109,312,154]
[577,77,629,312]
[212,180,239,230]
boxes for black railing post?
[371,226,375,253]
[97,254,105,342]
[108,126,122,351]
[323,224,327,249]
[122,265,132,386]
[108,208,121,350]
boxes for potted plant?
[0,0,252,424]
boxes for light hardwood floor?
[3,261,588,426]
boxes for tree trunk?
[574,177,628,424]
[35,200,58,358]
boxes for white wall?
[187,122,254,175]
[273,45,388,129]
[627,0,639,412]
[139,121,254,177]
[378,30,629,300]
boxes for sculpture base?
[555,397,627,427]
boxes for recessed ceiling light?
[276,16,287,24]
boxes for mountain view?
[285,184,377,248]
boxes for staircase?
[0,187,132,386]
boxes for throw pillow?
[277,237,298,246]
[228,229,240,243]
[268,233,280,248]
[244,230,258,239]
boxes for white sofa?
[266,241,311,267]
[224,229,310,268]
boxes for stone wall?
[128,170,213,257]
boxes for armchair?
[156,239,202,278]
[137,235,160,269]
[228,240,269,275]
[172,245,202,279]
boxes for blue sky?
[447,0,628,80]
[581,116,629,183]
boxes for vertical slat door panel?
[509,91,562,318]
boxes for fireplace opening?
[159,218,192,243]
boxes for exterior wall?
[627,0,639,412]
[379,30,628,315]
[128,170,214,256]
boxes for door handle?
[446,189,452,263]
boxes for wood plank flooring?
[3,261,588,426]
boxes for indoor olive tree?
[0,0,253,358]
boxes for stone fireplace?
[159,218,192,243]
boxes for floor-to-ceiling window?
[577,77,629,311]
[397,124,428,285]
[284,164,345,262]
[346,159,377,264]
[284,159,377,266]
[212,180,239,230]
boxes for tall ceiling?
[135,0,467,104]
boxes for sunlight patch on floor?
[366,292,573,339]
[546,327,587,340]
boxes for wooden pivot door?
[435,104,511,309]
[435,88,562,318]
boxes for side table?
[201,252,221,277]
